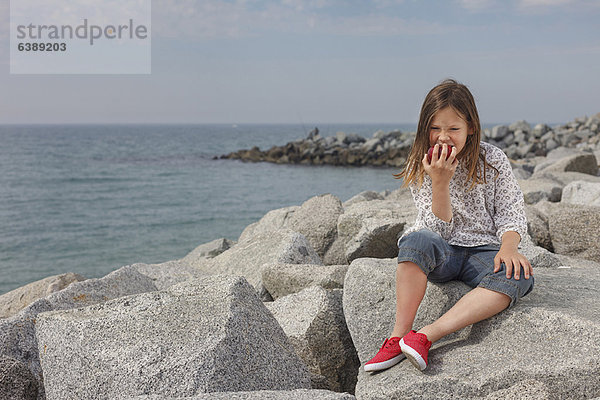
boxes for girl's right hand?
[422,144,458,186]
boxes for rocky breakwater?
[217,113,600,167]
[483,113,600,160]
[216,128,413,168]
[2,147,600,399]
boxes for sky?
[0,0,599,125]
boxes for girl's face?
[429,107,472,155]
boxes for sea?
[0,123,423,295]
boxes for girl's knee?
[399,229,445,248]
[478,273,534,308]
[397,229,450,275]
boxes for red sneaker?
[364,337,404,372]
[399,330,432,371]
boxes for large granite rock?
[0,356,38,400]
[286,194,344,259]
[548,203,600,262]
[36,265,157,312]
[238,206,299,243]
[239,194,343,261]
[128,389,356,399]
[188,229,322,299]
[265,287,359,394]
[336,200,417,263]
[0,265,157,400]
[533,152,599,176]
[262,263,348,300]
[0,272,85,319]
[36,276,311,400]
[525,204,554,252]
[517,178,562,204]
[322,236,349,266]
[537,170,600,186]
[181,238,235,264]
[482,379,551,400]
[132,260,208,291]
[545,146,585,161]
[383,187,413,203]
[489,125,509,140]
[561,180,600,206]
[342,191,385,208]
[343,257,600,399]
[519,236,562,269]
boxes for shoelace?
[383,337,400,350]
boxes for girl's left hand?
[493,248,533,280]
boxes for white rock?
[561,180,600,206]
[490,125,509,140]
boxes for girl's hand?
[422,144,458,186]
[493,248,533,280]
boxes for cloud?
[152,0,258,39]
[318,14,456,36]
[519,0,571,6]
[514,0,600,14]
[457,0,497,12]
[153,0,458,40]
[458,0,599,14]
[279,0,334,12]
[371,0,406,9]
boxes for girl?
[364,79,534,372]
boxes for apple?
[427,145,453,162]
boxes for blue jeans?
[397,229,534,307]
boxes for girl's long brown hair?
[394,79,497,190]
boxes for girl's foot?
[399,330,432,371]
[364,337,405,372]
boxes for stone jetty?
[217,113,600,166]
[217,128,412,167]
[2,115,600,399]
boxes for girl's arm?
[408,145,457,240]
[424,144,457,222]
[488,145,531,280]
[431,180,452,222]
[410,181,454,240]
[491,148,528,243]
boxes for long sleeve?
[410,180,454,240]
[491,151,528,243]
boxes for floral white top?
[401,141,527,247]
